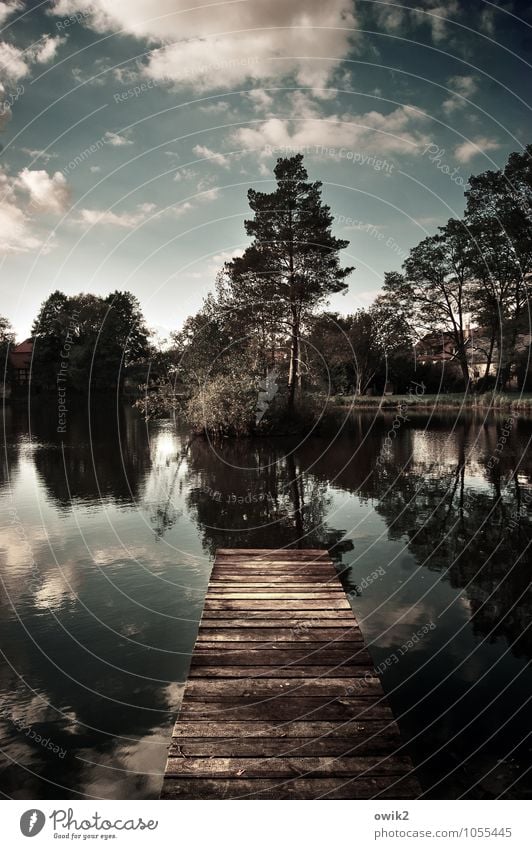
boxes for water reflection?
[184,436,354,558]
[0,402,531,798]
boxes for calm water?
[1,401,531,799]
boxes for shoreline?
[331,392,532,413]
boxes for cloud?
[412,1,461,44]
[0,198,41,254]
[454,137,501,163]
[198,100,231,115]
[77,202,155,228]
[16,168,70,213]
[71,57,108,86]
[233,104,430,158]
[103,130,133,146]
[32,35,64,64]
[22,147,59,164]
[194,173,221,199]
[442,75,478,114]
[173,166,197,182]
[170,200,194,217]
[207,248,242,273]
[0,33,64,84]
[247,89,275,112]
[0,165,62,254]
[0,1,23,26]
[0,41,29,80]
[192,144,230,168]
[50,0,357,91]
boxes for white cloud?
[50,0,357,91]
[173,167,197,182]
[0,1,23,26]
[198,187,219,202]
[77,202,155,228]
[0,165,62,254]
[0,32,63,85]
[207,248,242,272]
[234,104,430,158]
[0,41,30,80]
[0,197,41,253]
[16,168,70,213]
[195,173,221,200]
[32,35,64,64]
[247,89,274,112]
[169,200,194,217]
[103,130,133,146]
[72,59,107,86]
[198,100,231,115]
[442,75,478,114]
[22,147,59,164]
[192,144,230,168]
[454,137,501,163]
[413,1,461,44]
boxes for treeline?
[2,145,531,429]
[382,143,532,391]
[1,290,152,393]
[151,147,532,434]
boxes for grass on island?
[332,391,532,411]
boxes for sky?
[0,0,531,341]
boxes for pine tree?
[223,155,353,409]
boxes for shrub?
[186,373,258,437]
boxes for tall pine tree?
[223,155,353,409]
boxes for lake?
[1,401,531,799]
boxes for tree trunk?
[287,320,299,412]
[459,357,471,393]
[481,331,496,386]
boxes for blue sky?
[1,0,531,340]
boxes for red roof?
[12,339,33,354]
[9,338,33,368]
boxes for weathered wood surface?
[161,549,420,799]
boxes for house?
[9,338,33,385]
[415,327,532,387]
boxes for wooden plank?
[195,629,363,643]
[208,582,344,589]
[211,569,338,587]
[161,548,420,800]
[216,548,330,557]
[197,619,357,629]
[192,641,369,654]
[200,609,354,620]
[161,776,420,800]
[164,755,413,778]
[190,648,372,665]
[183,677,382,698]
[178,698,395,722]
[171,720,398,739]
[168,737,399,757]
[204,599,352,610]
[188,665,374,678]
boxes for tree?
[0,315,15,388]
[465,147,532,387]
[307,312,352,394]
[222,155,354,410]
[31,290,151,393]
[384,218,476,390]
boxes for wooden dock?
[161,549,420,799]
